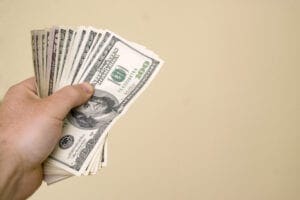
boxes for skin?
[0,77,94,200]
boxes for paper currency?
[30,26,163,185]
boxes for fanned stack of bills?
[30,26,163,185]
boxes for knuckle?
[64,85,85,104]
[67,85,82,97]
[7,84,20,93]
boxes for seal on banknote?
[59,135,74,149]
[67,89,118,130]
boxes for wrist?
[0,137,24,199]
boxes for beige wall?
[0,0,299,199]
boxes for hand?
[0,77,94,200]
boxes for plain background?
[0,0,299,199]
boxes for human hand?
[0,77,94,200]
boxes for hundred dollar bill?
[43,30,50,97]
[47,28,59,95]
[72,30,103,84]
[53,28,66,90]
[69,28,98,84]
[41,31,47,96]
[59,28,81,87]
[47,34,163,175]
[44,174,72,185]
[74,31,111,84]
[36,32,42,95]
[30,32,39,92]
[64,27,86,85]
[55,29,75,91]
[31,30,46,96]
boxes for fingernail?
[81,82,94,94]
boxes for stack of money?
[31,26,163,185]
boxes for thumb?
[43,83,94,120]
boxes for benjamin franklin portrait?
[67,89,119,130]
